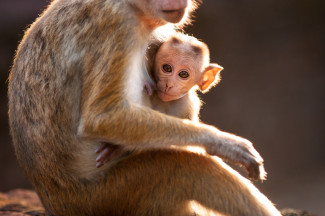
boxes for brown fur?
[8,0,280,215]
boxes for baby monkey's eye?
[162,64,172,73]
[178,71,189,79]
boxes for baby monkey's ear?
[198,63,223,93]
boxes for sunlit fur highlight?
[8,0,278,215]
[144,32,223,121]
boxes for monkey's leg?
[97,150,281,216]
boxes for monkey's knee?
[101,151,279,216]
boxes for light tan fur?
[8,0,281,215]
[148,88,201,121]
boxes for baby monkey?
[144,32,223,121]
[96,33,223,167]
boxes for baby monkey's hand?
[95,142,124,168]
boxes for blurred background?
[0,0,324,214]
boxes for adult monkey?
[8,0,281,215]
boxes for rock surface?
[281,208,314,216]
[0,189,314,216]
[0,190,44,216]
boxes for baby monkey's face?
[154,42,204,102]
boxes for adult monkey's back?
[8,0,281,215]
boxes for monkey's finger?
[246,160,266,181]
[248,147,264,164]
[258,165,267,181]
[103,148,125,163]
[96,161,104,168]
[96,148,115,168]
[96,148,112,162]
[247,148,266,180]
[96,148,124,168]
[247,163,260,181]
[95,143,108,154]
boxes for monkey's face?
[133,0,192,25]
[154,42,203,102]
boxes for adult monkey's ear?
[198,63,223,93]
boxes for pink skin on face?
[154,42,203,102]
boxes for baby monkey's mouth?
[157,90,182,102]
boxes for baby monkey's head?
[153,33,223,102]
